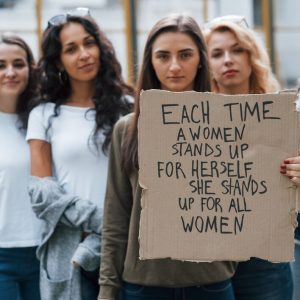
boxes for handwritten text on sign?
[138,90,298,261]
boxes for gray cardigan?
[28,176,102,300]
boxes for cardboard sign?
[138,90,299,262]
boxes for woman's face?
[151,32,200,92]
[207,30,252,94]
[59,22,100,86]
[0,43,29,100]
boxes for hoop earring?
[58,70,67,85]
[58,71,64,84]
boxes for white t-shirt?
[26,103,108,209]
[0,112,42,247]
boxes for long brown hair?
[122,14,211,172]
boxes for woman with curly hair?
[0,32,41,300]
[204,15,294,300]
[26,8,133,300]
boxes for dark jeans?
[232,258,293,300]
[121,279,235,300]
[291,242,300,300]
[80,267,99,300]
[0,247,40,300]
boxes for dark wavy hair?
[122,14,211,171]
[0,33,38,130]
[38,15,133,153]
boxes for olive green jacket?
[99,113,237,300]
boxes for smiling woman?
[58,22,100,94]
[25,8,133,300]
[0,44,29,109]
[0,33,41,300]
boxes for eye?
[211,51,222,58]
[180,51,193,60]
[233,47,245,54]
[156,53,169,61]
[0,63,6,69]
[13,62,27,69]
[85,39,96,47]
[65,46,76,54]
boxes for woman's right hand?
[28,140,52,177]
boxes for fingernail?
[280,164,287,169]
[280,170,286,174]
[289,176,293,179]
[284,160,290,164]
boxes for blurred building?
[0,0,299,88]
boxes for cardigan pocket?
[40,265,75,300]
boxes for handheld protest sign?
[138,90,299,262]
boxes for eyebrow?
[154,48,195,54]
[211,42,240,51]
[230,42,241,48]
[14,58,26,62]
[0,58,25,63]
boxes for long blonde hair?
[204,21,280,94]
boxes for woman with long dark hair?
[26,8,133,300]
[99,14,237,300]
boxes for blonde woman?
[204,15,295,300]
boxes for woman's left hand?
[281,150,300,186]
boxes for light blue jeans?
[0,247,40,300]
[232,258,293,300]
[121,279,235,300]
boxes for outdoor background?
[1,0,299,89]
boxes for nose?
[224,51,233,65]
[79,46,90,60]
[169,57,181,72]
[5,66,16,78]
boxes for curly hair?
[204,21,280,94]
[122,14,211,172]
[0,33,38,130]
[38,15,133,153]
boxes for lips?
[168,76,184,80]
[223,70,238,77]
[79,63,95,70]
[4,81,19,86]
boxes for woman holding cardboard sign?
[99,14,237,300]
[204,15,293,300]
